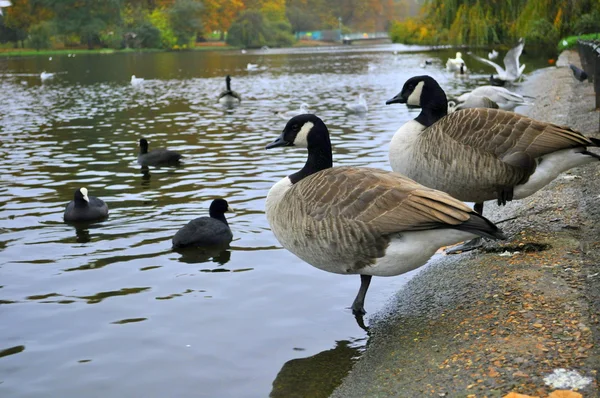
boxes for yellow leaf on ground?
[548,391,583,398]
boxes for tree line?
[390,0,600,50]
[0,0,413,50]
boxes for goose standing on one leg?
[265,114,506,315]
[386,75,600,251]
[217,75,242,107]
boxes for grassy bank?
[0,43,237,58]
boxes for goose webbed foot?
[445,237,483,254]
[496,186,514,206]
[350,275,372,316]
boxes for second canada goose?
[138,138,182,167]
[457,86,532,111]
[386,75,600,214]
[217,75,242,106]
[265,114,505,315]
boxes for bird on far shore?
[488,49,499,60]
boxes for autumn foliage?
[0,0,403,50]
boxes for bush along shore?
[331,51,600,398]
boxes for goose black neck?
[226,78,231,91]
[140,141,148,154]
[289,128,333,184]
[416,106,447,127]
[209,211,229,226]
[415,78,448,127]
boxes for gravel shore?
[331,51,600,398]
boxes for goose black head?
[386,75,447,111]
[266,114,330,150]
[74,187,90,203]
[139,138,149,154]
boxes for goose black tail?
[451,213,507,240]
[589,137,600,147]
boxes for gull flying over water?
[471,38,526,83]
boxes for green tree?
[226,8,294,48]
[37,0,123,49]
[168,0,203,46]
[226,9,268,48]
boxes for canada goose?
[345,93,368,114]
[447,96,498,113]
[569,64,588,82]
[172,199,233,249]
[446,52,467,72]
[488,49,499,60]
[138,138,182,167]
[386,75,600,218]
[457,86,533,111]
[264,114,506,315]
[131,75,144,86]
[64,188,109,222]
[471,38,526,83]
[217,75,242,107]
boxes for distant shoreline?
[0,40,380,58]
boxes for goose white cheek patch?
[407,81,424,107]
[294,122,314,148]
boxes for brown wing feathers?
[291,167,491,236]
[441,109,594,160]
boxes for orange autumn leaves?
[504,390,583,398]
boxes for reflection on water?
[0,44,547,397]
[270,339,364,398]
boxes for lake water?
[0,44,547,397]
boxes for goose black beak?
[385,93,406,105]
[266,133,291,149]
